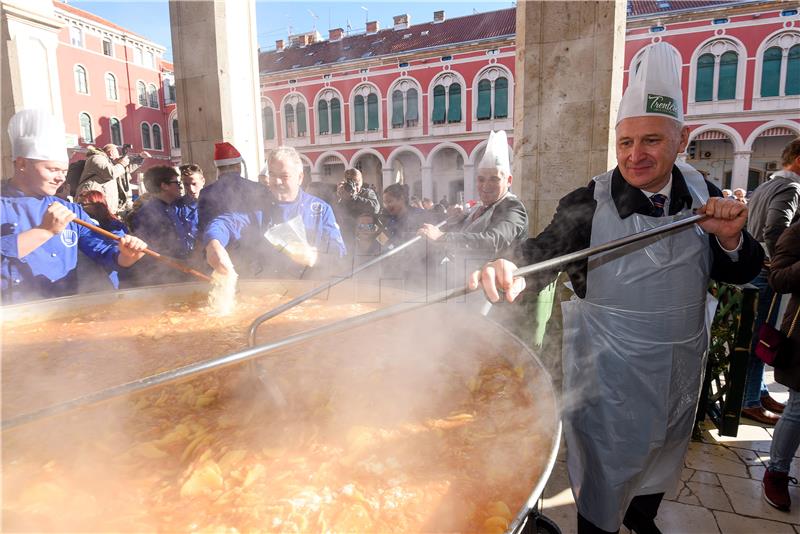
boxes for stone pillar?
[463,163,475,204]
[513,1,626,234]
[1,0,64,177]
[382,167,394,190]
[731,151,751,191]
[168,0,263,183]
[421,166,433,199]
[311,170,321,182]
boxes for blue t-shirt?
[204,189,346,278]
[1,182,120,303]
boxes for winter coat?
[771,222,800,391]
[76,147,139,215]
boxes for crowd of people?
[2,41,799,533]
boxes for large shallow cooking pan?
[2,281,560,533]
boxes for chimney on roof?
[433,10,446,23]
[276,39,285,51]
[393,14,410,30]
[329,28,344,41]
[366,20,379,34]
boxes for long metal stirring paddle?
[246,219,448,346]
[1,213,705,430]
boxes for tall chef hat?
[478,130,511,175]
[7,108,68,163]
[616,42,684,125]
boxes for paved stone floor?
[538,370,800,533]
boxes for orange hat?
[213,141,243,167]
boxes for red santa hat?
[213,141,243,167]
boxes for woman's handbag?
[755,294,799,367]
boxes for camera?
[341,178,358,195]
[120,143,144,165]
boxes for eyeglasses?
[357,223,378,232]
[166,180,181,185]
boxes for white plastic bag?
[264,215,318,267]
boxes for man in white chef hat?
[418,129,528,265]
[2,108,147,303]
[471,43,764,533]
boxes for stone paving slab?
[718,473,800,524]
[714,510,796,533]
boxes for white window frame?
[74,64,89,95]
[102,37,114,57]
[70,25,84,48]
[133,46,143,65]
[427,71,467,135]
[472,65,514,132]
[687,37,745,115]
[79,112,93,143]
[109,116,124,146]
[313,88,346,145]
[349,82,383,142]
[386,78,423,140]
[151,123,163,151]
[147,83,160,109]
[279,92,310,147]
[140,122,152,150]
[104,72,118,101]
[753,30,800,108]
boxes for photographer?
[335,168,380,255]
[76,143,149,216]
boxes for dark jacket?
[746,170,800,257]
[335,186,381,251]
[441,193,529,262]
[197,172,268,235]
[519,165,765,298]
[771,222,800,391]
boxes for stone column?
[421,166,433,200]
[731,151,751,191]
[513,1,626,234]
[462,163,475,204]
[382,167,394,190]
[168,0,263,183]
[1,0,64,177]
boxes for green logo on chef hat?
[646,94,679,118]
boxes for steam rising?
[207,270,238,316]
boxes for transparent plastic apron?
[561,164,716,531]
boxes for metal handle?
[1,213,706,431]
[246,219,447,345]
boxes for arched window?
[391,90,404,128]
[79,113,93,143]
[477,79,492,120]
[406,88,419,126]
[110,117,122,146]
[786,44,800,96]
[432,85,446,124]
[717,51,738,100]
[447,84,461,123]
[141,123,152,149]
[102,38,113,57]
[296,102,307,136]
[354,95,365,132]
[152,124,163,150]
[137,81,147,106]
[262,106,275,140]
[74,65,88,94]
[147,84,159,108]
[172,118,180,148]
[695,53,714,102]
[495,77,509,118]
[330,98,342,134]
[105,73,118,100]
[318,100,329,134]
[367,93,379,131]
[762,46,783,97]
[284,103,296,138]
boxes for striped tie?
[650,193,667,217]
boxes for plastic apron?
[561,163,716,531]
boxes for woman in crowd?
[762,220,800,512]
[75,189,128,291]
[380,184,434,290]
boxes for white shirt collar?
[643,177,672,199]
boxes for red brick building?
[53,1,178,177]
[259,1,799,201]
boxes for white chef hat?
[478,130,511,175]
[7,108,69,163]
[616,43,684,125]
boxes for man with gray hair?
[472,43,763,533]
[204,146,345,278]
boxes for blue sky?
[69,0,517,61]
